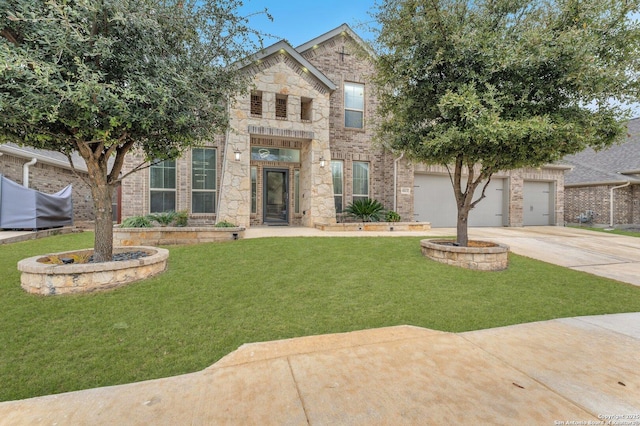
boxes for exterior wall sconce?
[234,148,241,161]
[320,156,326,168]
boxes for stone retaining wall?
[18,246,169,295]
[420,239,509,271]
[113,227,245,246]
[314,222,431,232]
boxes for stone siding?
[0,152,94,222]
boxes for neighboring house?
[0,143,95,223]
[563,117,640,228]
[120,24,568,228]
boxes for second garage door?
[414,174,506,227]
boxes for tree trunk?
[88,176,114,262]
[456,205,470,247]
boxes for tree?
[0,0,265,261]
[372,0,640,246]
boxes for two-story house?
[119,24,567,228]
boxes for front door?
[263,169,288,224]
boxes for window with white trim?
[331,160,344,213]
[191,148,216,213]
[344,82,364,129]
[150,160,176,213]
[352,161,369,204]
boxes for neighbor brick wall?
[0,153,94,222]
[565,184,638,226]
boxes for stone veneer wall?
[217,51,336,228]
[0,153,94,222]
[565,184,639,226]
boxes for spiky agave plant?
[344,198,385,222]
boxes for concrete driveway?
[463,226,640,287]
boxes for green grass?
[571,226,640,238]
[2,232,640,401]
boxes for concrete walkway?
[1,226,640,424]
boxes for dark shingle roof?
[563,118,640,186]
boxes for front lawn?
[2,232,640,401]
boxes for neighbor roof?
[0,143,88,173]
[562,118,640,186]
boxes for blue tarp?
[0,175,73,229]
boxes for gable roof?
[296,23,375,58]
[563,118,640,186]
[236,40,336,91]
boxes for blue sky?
[236,1,639,118]
[237,0,379,47]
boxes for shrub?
[147,211,177,226]
[215,220,237,228]
[121,216,153,228]
[385,211,402,222]
[174,210,188,227]
[344,198,384,222]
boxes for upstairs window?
[301,97,312,122]
[344,82,364,129]
[251,91,263,116]
[276,94,287,119]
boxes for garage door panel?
[523,181,553,226]
[414,174,505,227]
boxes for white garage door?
[414,174,506,227]
[523,181,554,225]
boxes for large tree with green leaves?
[373,0,640,245]
[0,0,265,261]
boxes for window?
[251,166,257,214]
[276,94,287,119]
[191,148,216,213]
[331,160,344,213]
[150,160,176,213]
[352,161,369,203]
[251,91,262,116]
[344,82,364,129]
[301,97,312,121]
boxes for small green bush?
[174,210,188,227]
[121,215,153,228]
[344,198,385,222]
[147,211,177,226]
[385,211,402,222]
[215,220,237,228]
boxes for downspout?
[607,181,631,229]
[23,158,37,188]
[393,152,404,212]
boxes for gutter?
[393,152,404,212]
[23,158,37,188]
[607,181,631,229]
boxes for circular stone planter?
[17,246,169,296]
[420,239,509,271]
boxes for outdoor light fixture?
[320,156,326,168]
[234,148,241,161]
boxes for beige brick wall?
[301,34,414,219]
[0,153,94,222]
